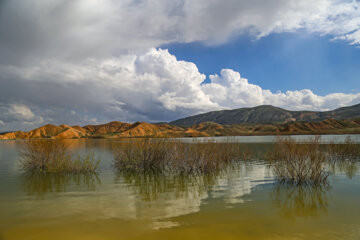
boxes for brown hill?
[115,122,191,137]
[1,118,360,140]
[0,124,88,139]
[84,121,131,135]
[115,122,163,137]
[0,131,27,140]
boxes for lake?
[0,137,360,240]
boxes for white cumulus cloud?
[202,69,360,111]
[0,49,359,131]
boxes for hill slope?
[1,104,360,139]
[170,104,360,126]
[1,118,360,139]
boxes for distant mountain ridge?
[1,118,360,139]
[170,104,360,126]
[1,104,360,139]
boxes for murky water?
[0,137,360,240]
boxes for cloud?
[0,49,359,131]
[0,49,218,130]
[1,0,360,130]
[1,0,360,64]
[0,104,44,131]
[202,69,360,111]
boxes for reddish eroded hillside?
[1,118,360,139]
[83,121,131,135]
[0,124,88,139]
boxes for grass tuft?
[113,139,253,174]
[266,136,329,185]
[19,139,99,174]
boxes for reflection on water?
[111,163,273,222]
[22,171,101,197]
[328,158,360,179]
[0,139,360,239]
[118,172,218,201]
[271,183,330,219]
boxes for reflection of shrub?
[271,183,329,219]
[117,172,220,201]
[114,139,252,174]
[267,136,329,185]
[22,171,101,197]
[19,139,99,173]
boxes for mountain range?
[170,104,360,126]
[1,104,360,139]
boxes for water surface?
[0,138,359,240]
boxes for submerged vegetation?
[266,136,330,185]
[326,136,360,161]
[113,139,253,174]
[113,136,360,185]
[266,136,360,185]
[17,136,359,187]
[19,139,99,174]
[326,136,360,178]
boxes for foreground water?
[0,137,360,240]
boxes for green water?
[0,139,360,240]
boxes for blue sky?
[164,32,360,95]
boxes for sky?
[0,0,360,131]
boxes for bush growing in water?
[326,136,360,178]
[19,139,99,173]
[267,136,329,185]
[113,139,253,174]
[115,136,359,181]
[326,136,360,161]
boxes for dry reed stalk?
[19,139,99,173]
[113,139,253,174]
[267,136,329,185]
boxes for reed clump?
[19,139,99,173]
[113,139,252,174]
[267,136,329,185]
[326,136,360,161]
[326,136,360,178]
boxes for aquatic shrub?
[170,141,234,174]
[19,139,100,173]
[267,136,329,185]
[114,138,168,172]
[113,139,252,174]
[326,137,360,178]
[326,136,360,161]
